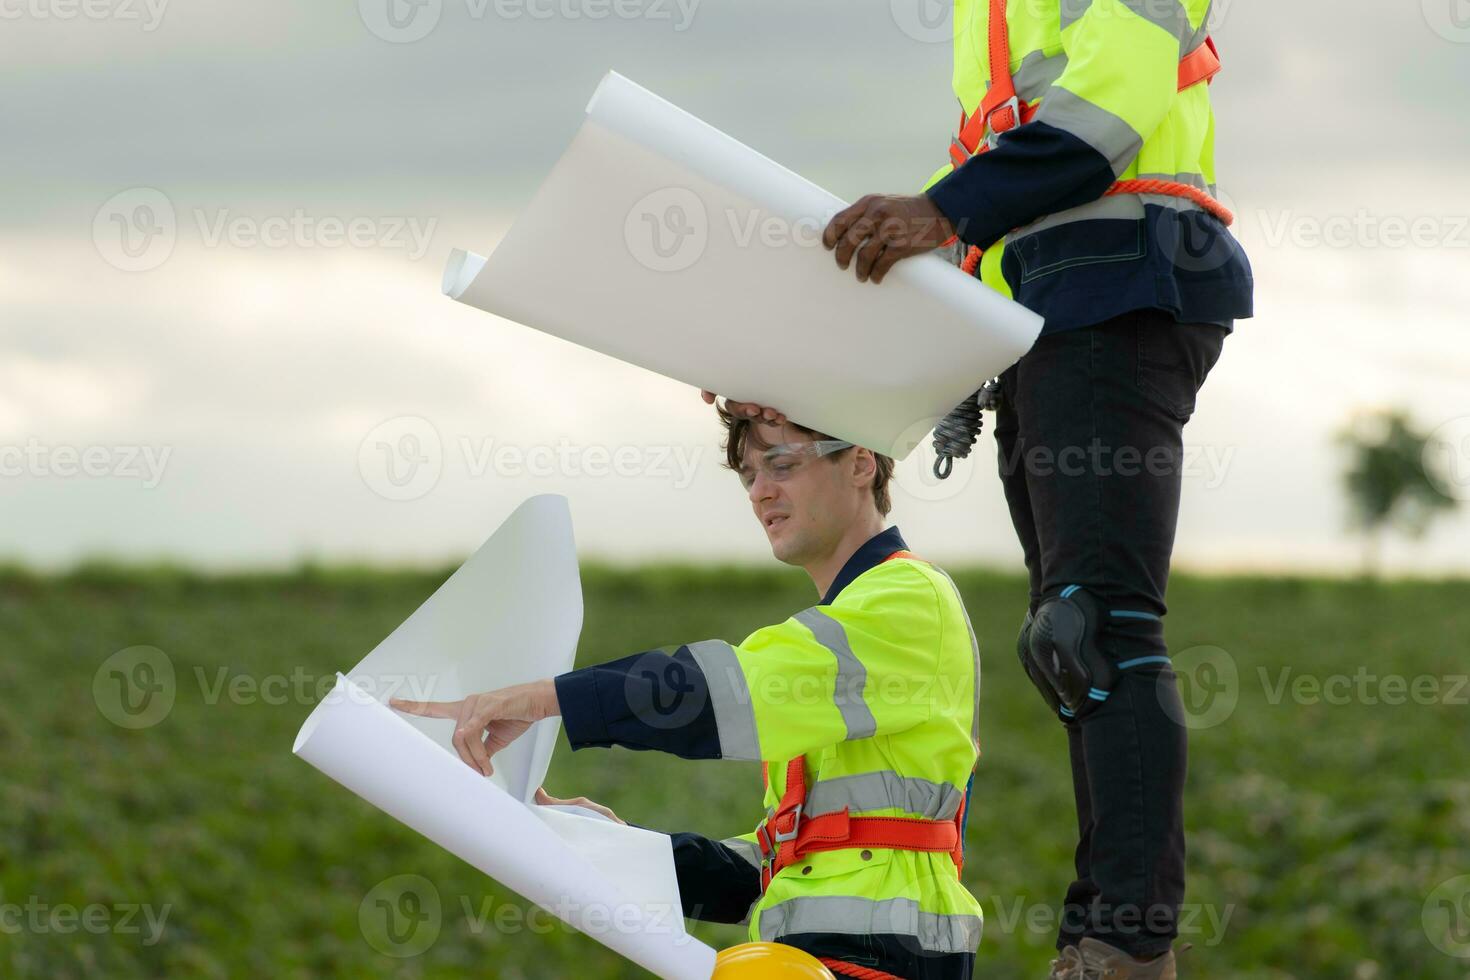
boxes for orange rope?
[1105,178,1234,225]
[819,958,908,980]
[957,179,1233,278]
[960,245,983,276]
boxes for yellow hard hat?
[713,942,837,978]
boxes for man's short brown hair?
[717,402,895,516]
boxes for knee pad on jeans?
[1017,586,1118,720]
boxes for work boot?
[1059,937,1177,979]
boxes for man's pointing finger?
[389,697,463,719]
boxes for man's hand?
[533,786,626,825]
[699,389,787,425]
[390,679,558,777]
[823,194,957,284]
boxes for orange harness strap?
[949,0,1231,276]
[754,550,970,898]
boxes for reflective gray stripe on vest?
[1034,87,1143,177]
[793,607,878,741]
[1061,0,1198,49]
[806,770,966,821]
[1005,172,1215,241]
[1183,15,1212,58]
[1122,0,1195,47]
[687,639,761,761]
[985,50,1069,103]
[759,896,982,954]
[720,836,763,872]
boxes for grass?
[2,564,1468,978]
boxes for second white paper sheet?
[292,496,717,979]
[444,71,1044,459]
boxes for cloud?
[3,0,1468,569]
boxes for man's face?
[738,421,867,566]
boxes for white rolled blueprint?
[443,71,1044,459]
[292,495,717,979]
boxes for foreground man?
[394,407,984,979]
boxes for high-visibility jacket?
[554,526,984,969]
[922,0,1253,335]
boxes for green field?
[3,564,1469,979]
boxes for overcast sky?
[3,0,1469,574]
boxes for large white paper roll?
[292,496,717,979]
[444,71,1044,459]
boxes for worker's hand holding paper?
[389,679,556,777]
[292,496,717,980]
[444,71,1044,459]
[823,193,959,284]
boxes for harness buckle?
[984,95,1022,147]
[771,804,803,844]
[755,803,803,864]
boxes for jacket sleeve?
[924,0,1210,248]
[552,563,943,763]
[667,831,763,925]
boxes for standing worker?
[394,406,986,979]
[719,1,1253,976]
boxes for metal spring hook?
[932,378,1002,480]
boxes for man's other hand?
[700,389,787,425]
[534,786,627,825]
[823,194,957,284]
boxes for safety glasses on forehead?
[737,440,854,489]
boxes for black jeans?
[992,308,1227,957]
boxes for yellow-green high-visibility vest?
[687,552,985,956]
[925,0,1228,301]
